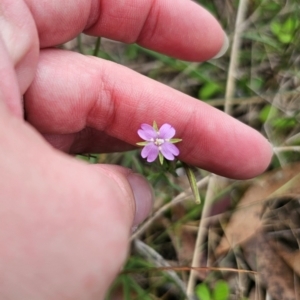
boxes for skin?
[0,0,273,299]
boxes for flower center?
[154,138,165,146]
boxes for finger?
[25,49,273,179]
[43,128,135,153]
[0,0,39,95]
[0,102,153,298]
[25,0,225,61]
[0,38,23,117]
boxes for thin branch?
[207,95,264,107]
[224,0,249,115]
[122,265,257,275]
[273,146,300,153]
[206,90,299,107]
[186,174,218,297]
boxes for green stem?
[77,34,84,54]
[93,37,101,56]
[182,162,201,204]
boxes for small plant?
[195,280,230,300]
[270,16,299,44]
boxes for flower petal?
[138,124,157,140]
[159,123,176,139]
[141,123,157,132]
[141,143,159,162]
[160,142,180,160]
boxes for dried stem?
[224,0,249,115]
[186,1,250,294]
[186,174,218,297]
[273,146,300,153]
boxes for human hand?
[0,0,272,299]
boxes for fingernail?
[212,32,229,59]
[127,173,154,227]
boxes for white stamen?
[155,138,165,146]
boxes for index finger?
[25,0,225,61]
[25,50,272,180]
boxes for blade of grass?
[77,34,84,54]
[182,163,201,204]
[93,37,101,56]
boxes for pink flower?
[137,122,182,164]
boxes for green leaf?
[278,33,293,44]
[158,152,164,165]
[182,164,201,204]
[125,44,139,60]
[282,17,298,32]
[272,117,297,129]
[170,138,183,144]
[195,283,211,300]
[270,21,281,35]
[270,16,299,44]
[199,82,222,100]
[212,280,230,300]
[259,105,278,123]
[250,77,264,91]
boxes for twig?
[207,96,265,107]
[122,266,257,275]
[207,90,300,107]
[273,146,300,153]
[186,174,218,297]
[224,0,249,115]
[130,176,209,241]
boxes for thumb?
[0,102,153,299]
[95,164,154,229]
